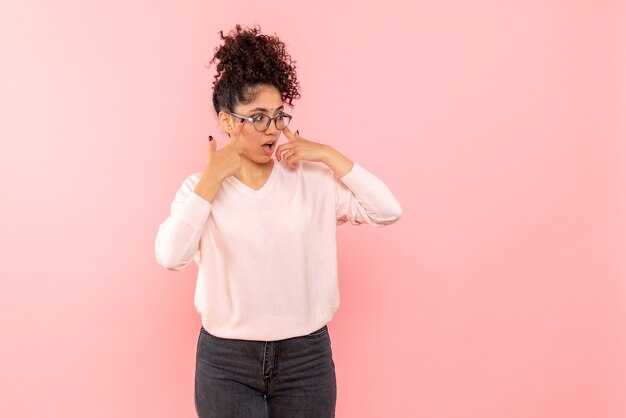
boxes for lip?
[261,142,275,155]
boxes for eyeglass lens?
[253,114,291,131]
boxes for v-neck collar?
[225,160,279,197]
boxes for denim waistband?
[200,324,328,342]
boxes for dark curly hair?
[207,24,301,115]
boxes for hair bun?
[208,24,300,114]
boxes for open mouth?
[262,141,276,152]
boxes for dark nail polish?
[209,135,213,141]
[296,130,299,135]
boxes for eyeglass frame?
[225,110,292,132]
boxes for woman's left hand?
[275,127,329,168]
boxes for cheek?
[242,126,263,141]
[240,127,264,150]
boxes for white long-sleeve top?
[155,159,402,341]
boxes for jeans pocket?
[303,325,328,339]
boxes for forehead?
[237,85,283,112]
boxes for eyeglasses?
[226,111,292,132]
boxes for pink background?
[1,1,625,417]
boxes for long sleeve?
[334,162,403,227]
[155,174,213,271]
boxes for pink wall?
[1,0,625,417]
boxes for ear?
[218,111,236,135]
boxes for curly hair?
[207,24,301,115]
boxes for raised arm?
[273,128,402,227]
[156,130,245,270]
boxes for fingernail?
[296,130,299,135]
[209,135,213,141]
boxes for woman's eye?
[252,114,264,121]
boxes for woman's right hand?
[205,120,245,182]
[193,121,245,204]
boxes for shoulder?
[177,171,204,192]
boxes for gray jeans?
[194,324,337,417]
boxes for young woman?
[155,24,402,418]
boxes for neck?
[235,157,275,182]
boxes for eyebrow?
[247,105,284,113]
